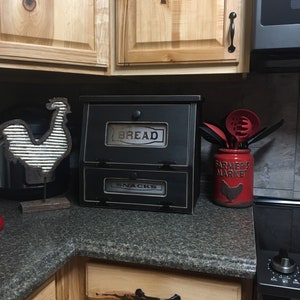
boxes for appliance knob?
[271,249,296,274]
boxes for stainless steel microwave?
[253,0,300,50]
[251,0,300,71]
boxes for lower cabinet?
[86,263,242,300]
[25,276,56,300]
[26,256,253,300]
[25,256,86,300]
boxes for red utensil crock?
[214,148,254,208]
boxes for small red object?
[0,216,4,230]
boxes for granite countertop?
[0,196,256,300]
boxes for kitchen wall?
[0,70,299,201]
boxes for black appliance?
[251,0,300,72]
[254,197,300,299]
[79,95,203,214]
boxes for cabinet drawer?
[86,263,241,300]
[80,97,200,166]
[80,167,194,213]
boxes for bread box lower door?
[80,167,195,213]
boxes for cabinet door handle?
[135,288,181,300]
[228,12,237,53]
[99,288,181,299]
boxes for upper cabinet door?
[0,0,109,72]
[116,0,241,66]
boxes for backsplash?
[0,71,299,200]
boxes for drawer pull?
[22,0,36,11]
[98,288,181,299]
[136,288,181,299]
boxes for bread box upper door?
[81,103,197,167]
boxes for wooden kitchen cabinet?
[0,0,109,74]
[114,0,251,75]
[0,0,251,76]
[26,257,252,300]
[25,276,56,300]
[25,257,87,300]
[86,262,249,300]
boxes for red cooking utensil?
[226,109,261,148]
[0,216,4,230]
[236,116,252,136]
[203,122,229,148]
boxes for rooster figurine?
[0,98,72,213]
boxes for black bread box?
[79,95,203,214]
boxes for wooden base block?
[20,197,71,213]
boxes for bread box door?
[81,103,197,167]
[81,167,194,213]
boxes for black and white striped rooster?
[0,98,72,180]
[0,98,72,212]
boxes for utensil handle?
[248,119,284,145]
